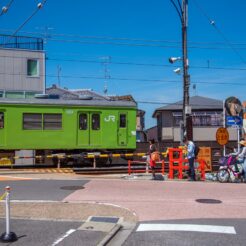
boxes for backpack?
[151,151,160,161]
[194,144,200,157]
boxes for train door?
[0,112,5,147]
[118,113,128,146]
[77,112,101,147]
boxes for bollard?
[0,186,18,242]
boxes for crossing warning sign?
[216,127,229,146]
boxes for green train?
[0,98,137,164]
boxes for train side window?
[0,112,4,129]
[79,113,87,130]
[119,114,127,128]
[43,114,62,130]
[23,113,42,130]
[92,114,100,130]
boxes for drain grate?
[196,199,222,204]
[60,186,84,190]
[90,216,119,224]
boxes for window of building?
[23,113,42,130]
[79,113,87,130]
[27,59,39,77]
[173,111,223,127]
[92,114,100,130]
[43,114,62,130]
[0,91,3,98]
[5,91,24,99]
[0,112,4,129]
[119,114,127,128]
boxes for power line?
[1,28,246,50]
[0,71,245,86]
[1,52,246,71]
[0,53,245,71]
[192,0,246,64]
[9,0,48,37]
[0,0,14,16]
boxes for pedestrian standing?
[183,136,196,181]
[148,139,157,179]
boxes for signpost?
[226,116,243,127]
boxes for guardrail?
[128,160,165,175]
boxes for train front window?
[120,114,127,128]
[92,114,100,130]
[79,114,87,130]
[0,112,4,129]
[44,114,62,130]
[23,113,42,130]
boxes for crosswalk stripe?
[136,224,236,234]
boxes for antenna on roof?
[100,56,111,95]
[57,65,61,87]
[192,84,197,96]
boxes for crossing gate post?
[168,148,183,179]
[0,186,18,242]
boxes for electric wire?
[0,0,14,16]
[1,28,246,50]
[0,71,245,86]
[10,0,47,38]
[192,0,246,64]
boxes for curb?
[97,224,122,246]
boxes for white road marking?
[51,229,76,246]
[137,224,236,234]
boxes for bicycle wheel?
[217,169,230,183]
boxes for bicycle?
[217,154,244,183]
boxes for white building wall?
[0,48,45,92]
[163,126,238,142]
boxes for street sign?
[216,127,229,146]
[226,116,243,126]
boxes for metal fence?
[0,34,43,51]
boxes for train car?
[0,97,137,165]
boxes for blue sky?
[1,0,246,128]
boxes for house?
[0,34,45,98]
[145,126,158,142]
[153,96,237,143]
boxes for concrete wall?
[0,48,45,93]
[162,126,238,142]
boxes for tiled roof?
[156,96,223,111]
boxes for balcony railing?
[0,34,43,51]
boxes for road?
[0,171,246,245]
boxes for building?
[153,96,237,143]
[0,34,45,98]
[145,126,158,142]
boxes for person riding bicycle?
[235,140,246,183]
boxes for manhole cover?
[60,186,84,190]
[196,199,222,204]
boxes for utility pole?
[169,0,191,140]
[182,0,191,138]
